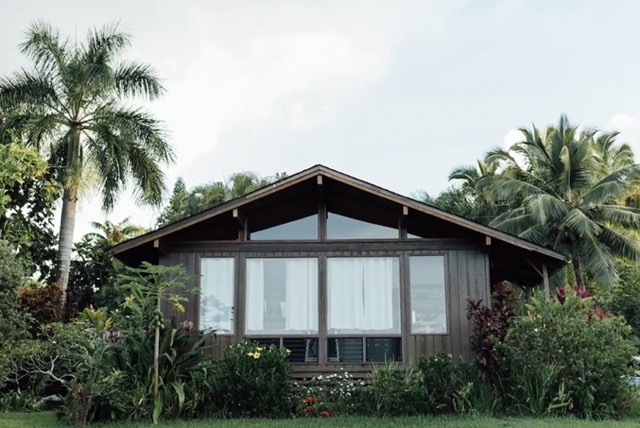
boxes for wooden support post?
[233,208,246,241]
[399,206,409,239]
[542,263,550,299]
[485,236,492,246]
[153,238,165,255]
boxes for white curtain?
[362,258,393,330]
[245,259,265,332]
[200,258,234,332]
[285,259,318,333]
[328,258,396,333]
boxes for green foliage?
[418,352,474,414]
[362,362,423,416]
[58,263,216,425]
[0,323,85,411]
[0,239,29,342]
[0,142,60,280]
[157,172,287,226]
[502,289,635,418]
[214,340,293,417]
[18,282,62,335]
[603,259,640,343]
[295,370,362,416]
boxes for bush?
[294,369,361,417]
[502,288,635,418]
[466,281,515,382]
[0,239,29,342]
[18,282,62,336]
[418,351,474,414]
[361,362,423,416]
[214,340,292,417]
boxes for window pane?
[200,258,234,333]
[327,257,400,334]
[366,338,402,362]
[283,338,319,363]
[246,258,318,334]
[251,214,318,240]
[327,338,363,363]
[327,213,398,239]
[410,256,447,334]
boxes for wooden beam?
[485,236,492,246]
[402,205,409,216]
[153,239,166,254]
[542,263,550,299]
[232,208,246,240]
[317,175,323,185]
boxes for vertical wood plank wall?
[160,248,490,364]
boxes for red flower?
[320,411,330,417]
[304,396,316,404]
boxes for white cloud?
[503,129,524,148]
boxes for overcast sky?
[2,0,640,240]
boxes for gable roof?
[112,164,566,284]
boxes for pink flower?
[447,353,453,359]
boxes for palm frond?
[597,227,640,262]
[19,21,69,74]
[561,208,602,238]
[576,231,616,287]
[590,205,640,229]
[526,194,569,225]
[114,62,164,99]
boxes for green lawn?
[2,412,640,428]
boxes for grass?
[2,413,640,428]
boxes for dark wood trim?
[318,254,328,369]
[171,239,480,253]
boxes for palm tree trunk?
[570,241,585,286]
[57,186,77,307]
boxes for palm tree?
[478,115,640,287]
[88,218,147,246]
[0,22,174,300]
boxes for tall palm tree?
[478,115,640,287]
[0,22,174,300]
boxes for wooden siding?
[159,245,490,370]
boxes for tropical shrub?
[502,288,635,418]
[360,362,423,416]
[418,351,474,413]
[294,369,362,417]
[466,281,515,382]
[18,282,62,336]
[58,263,217,426]
[0,239,29,342]
[214,340,292,417]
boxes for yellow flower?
[172,302,185,313]
[256,347,263,352]
[285,348,291,355]
[247,352,255,358]
[253,352,261,359]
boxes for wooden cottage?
[113,165,565,376]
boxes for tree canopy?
[0,22,174,297]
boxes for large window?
[200,258,235,333]
[409,256,447,334]
[327,257,400,334]
[251,214,318,240]
[327,213,398,239]
[245,258,318,335]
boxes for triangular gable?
[112,165,566,285]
